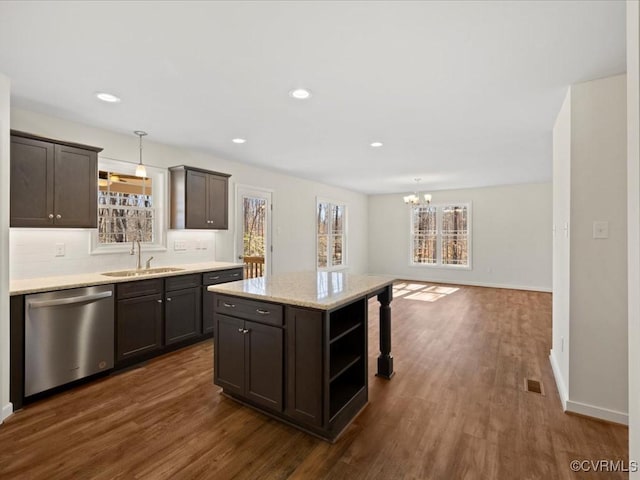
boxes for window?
[98,171,154,244]
[411,203,470,268]
[91,158,166,254]
[317,200,346,270]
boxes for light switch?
[593,221,609,239]
[174,240,187,251]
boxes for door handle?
[28,291,112,308]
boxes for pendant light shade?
[134,130,148,178]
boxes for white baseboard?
[548,350,628,425]
[1,402,13,423]
[370,272,552,293]
[565,400,629,425]
[549,350,568,409]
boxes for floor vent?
[524,378,545,395]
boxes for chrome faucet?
[130,240,142,270]
[145,256,154,269]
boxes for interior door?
[235,186,272,278]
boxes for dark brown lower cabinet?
[215,313,283,411]
[165,287,201,345]
[116,293,163,362]
[286,307,323,426]
[213,293,368,442]
[202,268,243,334]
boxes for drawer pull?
[211,276,220,280]
[232,273,240,277]
[256,309,270,315]
[223,302,236,308]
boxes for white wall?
[627,0,640,474]
[9,108,369,278]
[570,75,628,421]
[368,183,552,291]
[0,73,11,421]
[551,74,628,425]
[550,89,572,408]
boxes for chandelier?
[403,178,432,205]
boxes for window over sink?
[90,157,167,254]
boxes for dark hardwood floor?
[0,283,628,479]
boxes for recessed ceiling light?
[289,88,311,100]
[232,138,246,144]
[370,142,383,148]
[95,92,121,103]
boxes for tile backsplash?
[10,228,217,280]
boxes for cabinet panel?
[185,169,209,229]
[202,286,215,334]
[165,287,201,344]
[166,273,200,291]
[215,294,283,326]
[208,174,228,229]
[53,145,97,227]
[117,279,163,299]
[215,315,245,396]
[286,307,323,426]
[245,320,283,411]
[10,131,101,228]
[116,294,163,361]
[10,136,54,227]
[170,166,230,230]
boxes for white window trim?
[408,202,472,270]
[316,196,348,272]
[90,157,167,255]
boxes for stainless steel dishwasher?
[25,284,115,396]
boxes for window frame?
[409,202,472,270]
[316,197,348,272]
[90,157,167,255]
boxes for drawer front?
[214,294,283,326]
[117,278,163,299]
[166,273,200,291]
[203,268,243,286]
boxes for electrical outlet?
[174,240,187,251]
[54,243,65,257]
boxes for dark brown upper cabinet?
[169,165,230,230]
[10,131,102,228]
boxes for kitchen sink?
[101,267,185,278]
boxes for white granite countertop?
[207,271,395,310]
[10,261,244,296]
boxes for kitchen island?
[207,271,394,441]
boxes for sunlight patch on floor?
[393,282,460,302]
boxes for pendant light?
[134,130,148,178]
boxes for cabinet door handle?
[256,309,270,315]
[48,213,54,219]
[238,328,244,333]
[243,329,250,334]
[223,302,235,308]
[167,297,172,302]
[157,299,162,303]
[56,214,62,219]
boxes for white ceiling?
[0,1,626,194]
